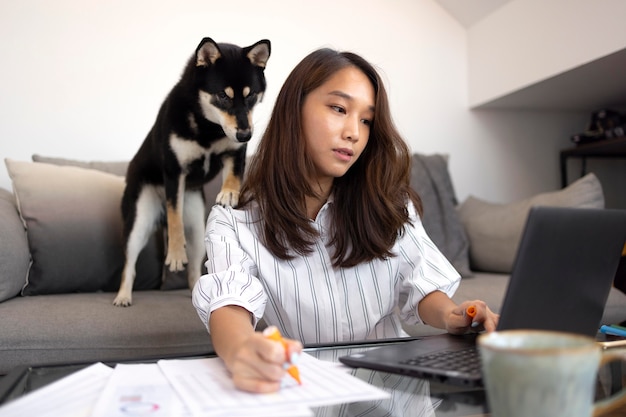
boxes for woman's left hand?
[446,300,499,334]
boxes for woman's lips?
[334,148,354,162]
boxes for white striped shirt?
[192,199,460,344]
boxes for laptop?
[339,206,626,387]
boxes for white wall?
[0,0,595,206]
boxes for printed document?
[157,353,389,417]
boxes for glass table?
[0,337,624,416]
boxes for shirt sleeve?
[191,205,267,333]
[397,201,461,326]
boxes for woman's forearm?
[417,290,457,329]
[209,305,255,368]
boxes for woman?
[193,48,498,393]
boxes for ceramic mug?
[478,330,626,417]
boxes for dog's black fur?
[113,37,271,306]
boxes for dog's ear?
[245,40,271,69]
[196,37,221,67]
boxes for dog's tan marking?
[216,158,242,207]
[243,86,250,98]
[223,113,238,137]
[164,175,188,272]
[224,87,234,99]
[222,173,241,193]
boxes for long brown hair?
[238,48,422,267]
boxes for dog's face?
[195,38,271,143]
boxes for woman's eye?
[330,105,345,114]
[361,118,372,126]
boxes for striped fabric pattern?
[192,200,460,344]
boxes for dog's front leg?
[216,160,241,206]
[164,174,188,271]
[183,190,206,290]
[216,146,246,207]
[114,185,163,307]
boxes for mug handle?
[593,350,626,416]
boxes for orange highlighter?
[466,305,479,327]
[263,326,302,385]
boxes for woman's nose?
[343,116,360,142]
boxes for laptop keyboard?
[400,347,482,376]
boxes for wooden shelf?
[560,137,626,187]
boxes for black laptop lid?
[338,206,626,387]
[496,206,626,336]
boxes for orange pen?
[466,305,480,328]
[263,326,302,385]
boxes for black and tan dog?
[113,37,271,306]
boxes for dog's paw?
[216,189,240,207]
[165,249,188,272]
[113,294,132,307]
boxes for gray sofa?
[1,154,625,376]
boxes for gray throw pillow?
[32,154,128,177]
[32,154,222,215]
[410,153,471,277]
[28,155,224,291]
[5,159,163,295]
[458,173,605,273]
[0,187,30,301]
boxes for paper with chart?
[89,363,191,417]
[157,353,390,417]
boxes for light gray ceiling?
[474,48,626,111]
[434,0,512,28]
[434,0,626,111]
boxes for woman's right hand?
[209,306,303,392]
[225,328,303,393]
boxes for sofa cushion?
[0,289,214,374]
[0,188,30,302]
[29,155,187,290]
[4,159,163,295]
[410,153,471,277]
[458,173,605,273]
[32,154,129,177]
[28,154,224,291]
[32,154,223,220]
